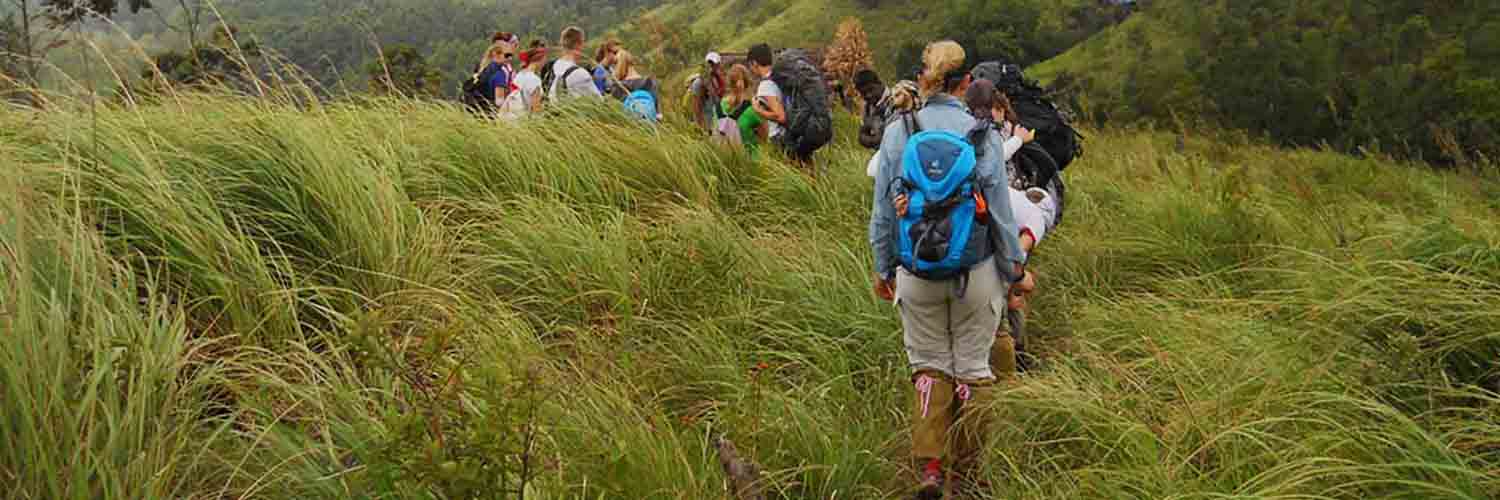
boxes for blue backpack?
[623,88,658,122]
[896,115,990,280]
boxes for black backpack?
[1013,141,1065,225]
[972,61,1084,170]
[858,99,889,150]
[462,63,501,115]
[770,49,834,156]
[537,59,556,95]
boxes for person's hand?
[1019,231,1037,254]
[874,274,895,302]
[894,193,910,217]
[1008,271,1035,310]
[1015,126,1036,144]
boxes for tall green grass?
[3,93,1498,499]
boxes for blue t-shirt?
[592,65,611,93]
[487,62,512,100]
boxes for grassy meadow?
[3,91,1500,499]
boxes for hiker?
[593,39,622,94]
[461,40,513,116]
[896,78,1045,376]
[748,44,786,144]
[968,81,1055,255]
[862,79,919,176]
[856,69,889,150]
[752,43,833,166]
[492,31,520,46]
[549,26,603,100]
[487,39,518,107]
[964,79,1060,313]
[717,63,766,157]
[868,40,1028,499]
[856,69,919,150]
[689,52,726,134]
[610,50,662,122]
[501,40,548,120]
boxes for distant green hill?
[1032,0,1500,164]
[612,0,1125,82]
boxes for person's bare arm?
[755,96,787,124]
[494,84,509,107]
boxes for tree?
[139,24,261,93]
[39,0,151,23]
[366,44,443,99]
[1,12,27,102]
[823,17,873,103]
[146,0,206,53]
[3,0,152,89]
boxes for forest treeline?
[0,0,667,99]
[1041,0,1500,165]
[5,0,1499,165]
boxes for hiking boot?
[914,458,943,500]
[951,379,995,491]
[911,371,956,459]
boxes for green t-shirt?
[721,97,763,156]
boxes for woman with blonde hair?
[716,63,766,157]
[867,40,1029,498]
[475,39,516,109]
[609,49,662,122]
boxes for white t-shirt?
[502,70,543,119]
[550,59,603,100]
[756,77,784,138]
[1010,186,1058,251]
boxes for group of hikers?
[465,25,1083,500]
[464,27,837,164]
[848,38,1082,497]
[465,28,662,122]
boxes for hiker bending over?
[868,40,1027,499]
[549,26,603,100]
[719,63,767,158]
[610,50,662,122]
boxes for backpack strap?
[557,65,586,96]
[729,101,752,120]
[968,119,994,158]
[901,111,922,137]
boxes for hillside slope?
[617,0,1124,80]
[1031,0,1500,163]
[5,93,1500,498]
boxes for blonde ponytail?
[918,40,966,97]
